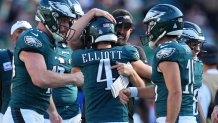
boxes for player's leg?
[44,118,50,123]
[156,117,166,123]
[19,108,44,123]
[3,107,44,123]
[3,107,16,123]
[0,112,3,123]
[178,116,197,123]
[65,113,81,123]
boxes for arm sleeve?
[18,32,45,54]
[124,45,140,62]
[156,46,180,64]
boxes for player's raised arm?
[68,8,116,50]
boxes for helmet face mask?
[144,20,155,41]
[186,41,202,58]
[142,4,183,48]
[36,0,84,42]
[82,17,117,49]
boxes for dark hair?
[112,9,133,24]
[199,43,218,65]
[112,9,133,20]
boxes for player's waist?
[10,95,50,114]
[53,96,78,106]
[156,103,194,117]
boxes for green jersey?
[193,59,203,123]
[71,45,139,122]
[44,42,80,119]
[0,49,13,114]
[193,59,203,90]
[10,28,56,115]
[152,41,194,118]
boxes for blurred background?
[0,0,218,50]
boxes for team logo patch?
[143,10,166,22]
[24,36,42,47]
[156,47,175,59]
[3,62,12,71]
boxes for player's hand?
[119,88,131,104]
[111,62,133,77]
[49,111,62,123]
[91,8,116,23]
[72,71,84,86]
[211,106,218,123]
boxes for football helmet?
[180,21,205,43]
[143,4,183,48]
[82,17,117,48]
[180,21,205,58]
[35,0,84,41]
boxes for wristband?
[129,87,138,97]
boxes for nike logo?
[31,32,38,37]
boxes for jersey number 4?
[97,59,115,90]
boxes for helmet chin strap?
[149,31,166,49]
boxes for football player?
[44,0,84,123]
[119,4,197,123]
[71,16,145,123]
[2,0,84,122]
[179,21,206,123]
[74,9,151,122]
[0,20,32,122]
[63,2,120,123]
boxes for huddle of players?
[0,0,211,122]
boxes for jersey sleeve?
[71,49,84,67]
[0,49,13,84]
[123,45,140,62]
[16,30,45,54]
[0,49,13,73]
[155,44,180,63]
